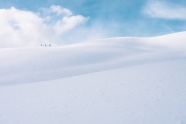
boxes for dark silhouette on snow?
[41,43,52,47]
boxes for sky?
[0,0,186,47]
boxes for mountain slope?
[0,31,186,85]
[0,59,186,124]
[0,32,186,124]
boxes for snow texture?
[0,31,186,124]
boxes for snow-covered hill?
[1,31,186,85]
[0,32,186,124]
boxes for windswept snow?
[0,32,186,124]
[1,32,186,85]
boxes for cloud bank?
[0,5,88,48]
[143,1,186,20]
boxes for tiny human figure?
[45,44,46,47]
[49,44,51,47]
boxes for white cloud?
[50,5,72,16]
[0,6,88,48]
[54,15,88,35]
[143,1,186,20]
[41,5,72,17]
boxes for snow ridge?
[0,31,186,85]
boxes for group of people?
[41,44,51,47]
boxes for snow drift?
[0,32,186,124]
[0,31,186,85]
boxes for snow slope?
[0,32,186,124]
[0,31,186,85]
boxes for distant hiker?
[45,44,46,47]
[41,44,42,46]
[49,44,51,47]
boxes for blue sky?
[0,0,186,46]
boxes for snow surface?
[0,32,186,124]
